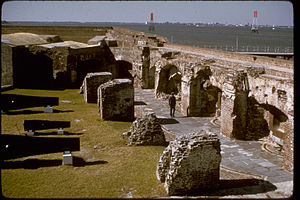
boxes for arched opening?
[244,97,270,140]
[116,60,133,79]
[202,80,222,117]
[157,64,181,96]
[15,51,54,89]
[260,103,288,145]
[273,117,281,130]
[189,66,220,117]
[76,59,103,87]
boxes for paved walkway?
[135,88,293,198]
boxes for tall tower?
[251,10,258,33]
[148,12,155,31]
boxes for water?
[117,24,293,53]
[4,21,293,53]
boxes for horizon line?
[2,20,294,27]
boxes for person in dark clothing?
[169,92,176,117]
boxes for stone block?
[44,105,53,113]
[98,79,134,121]
[62,151,73,165]
[83,72,112,103]
[26,130,35,136]
[57,128,64,135]
[156,131,221,196]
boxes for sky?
[1,1,294,26]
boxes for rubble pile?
[156,131,221,195]
[122,112,167,146]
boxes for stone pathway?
[135,88,293,198]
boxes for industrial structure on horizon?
[251,10,259,33]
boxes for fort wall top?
[163,43,293,71]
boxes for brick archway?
[157,64,181,96]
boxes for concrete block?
[62,151,73,165]
[44,105,53,113]
[26,130,35,136]
[58,128,64,135]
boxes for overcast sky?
[1,1,294,26]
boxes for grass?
[1,89,167,198]
[2,25,111,43]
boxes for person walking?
[169,92,176,117]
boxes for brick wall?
[83,72,112,103]
[98,79,134,121]
[157,132,221,195]
[1,42,14,87]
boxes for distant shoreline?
[1,21,294,29]
[2,22,293,54]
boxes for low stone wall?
[156,131,221,195]
[82,72,112,103]
[98,79,134,121]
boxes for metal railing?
[200,45,294,53]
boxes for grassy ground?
[2,25,111,43]
[1,89,167,198]
[1,89,267,198]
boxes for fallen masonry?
[156,131,221,196]
[122,112,167,146]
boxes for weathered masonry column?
[83,72,112,103]
[141,46,150,89]
[221,70,249,139]
[98,79,134,122]
[181,65,212,117]
[282,112,294,172]
[181,75,190,116]
[156,131,221,195]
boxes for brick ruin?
[140,44,293,173]
[1,33,116,89]
[122,112,167,146]
[1,26,294,173]
[81,72,112,103]
[98,79,134,122]
[156,131,221,195]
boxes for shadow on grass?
[73,156,108,167]
[3,109,73,115]
[1,156,108,169]
[180,179,277,197]
[33,131,84,136]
